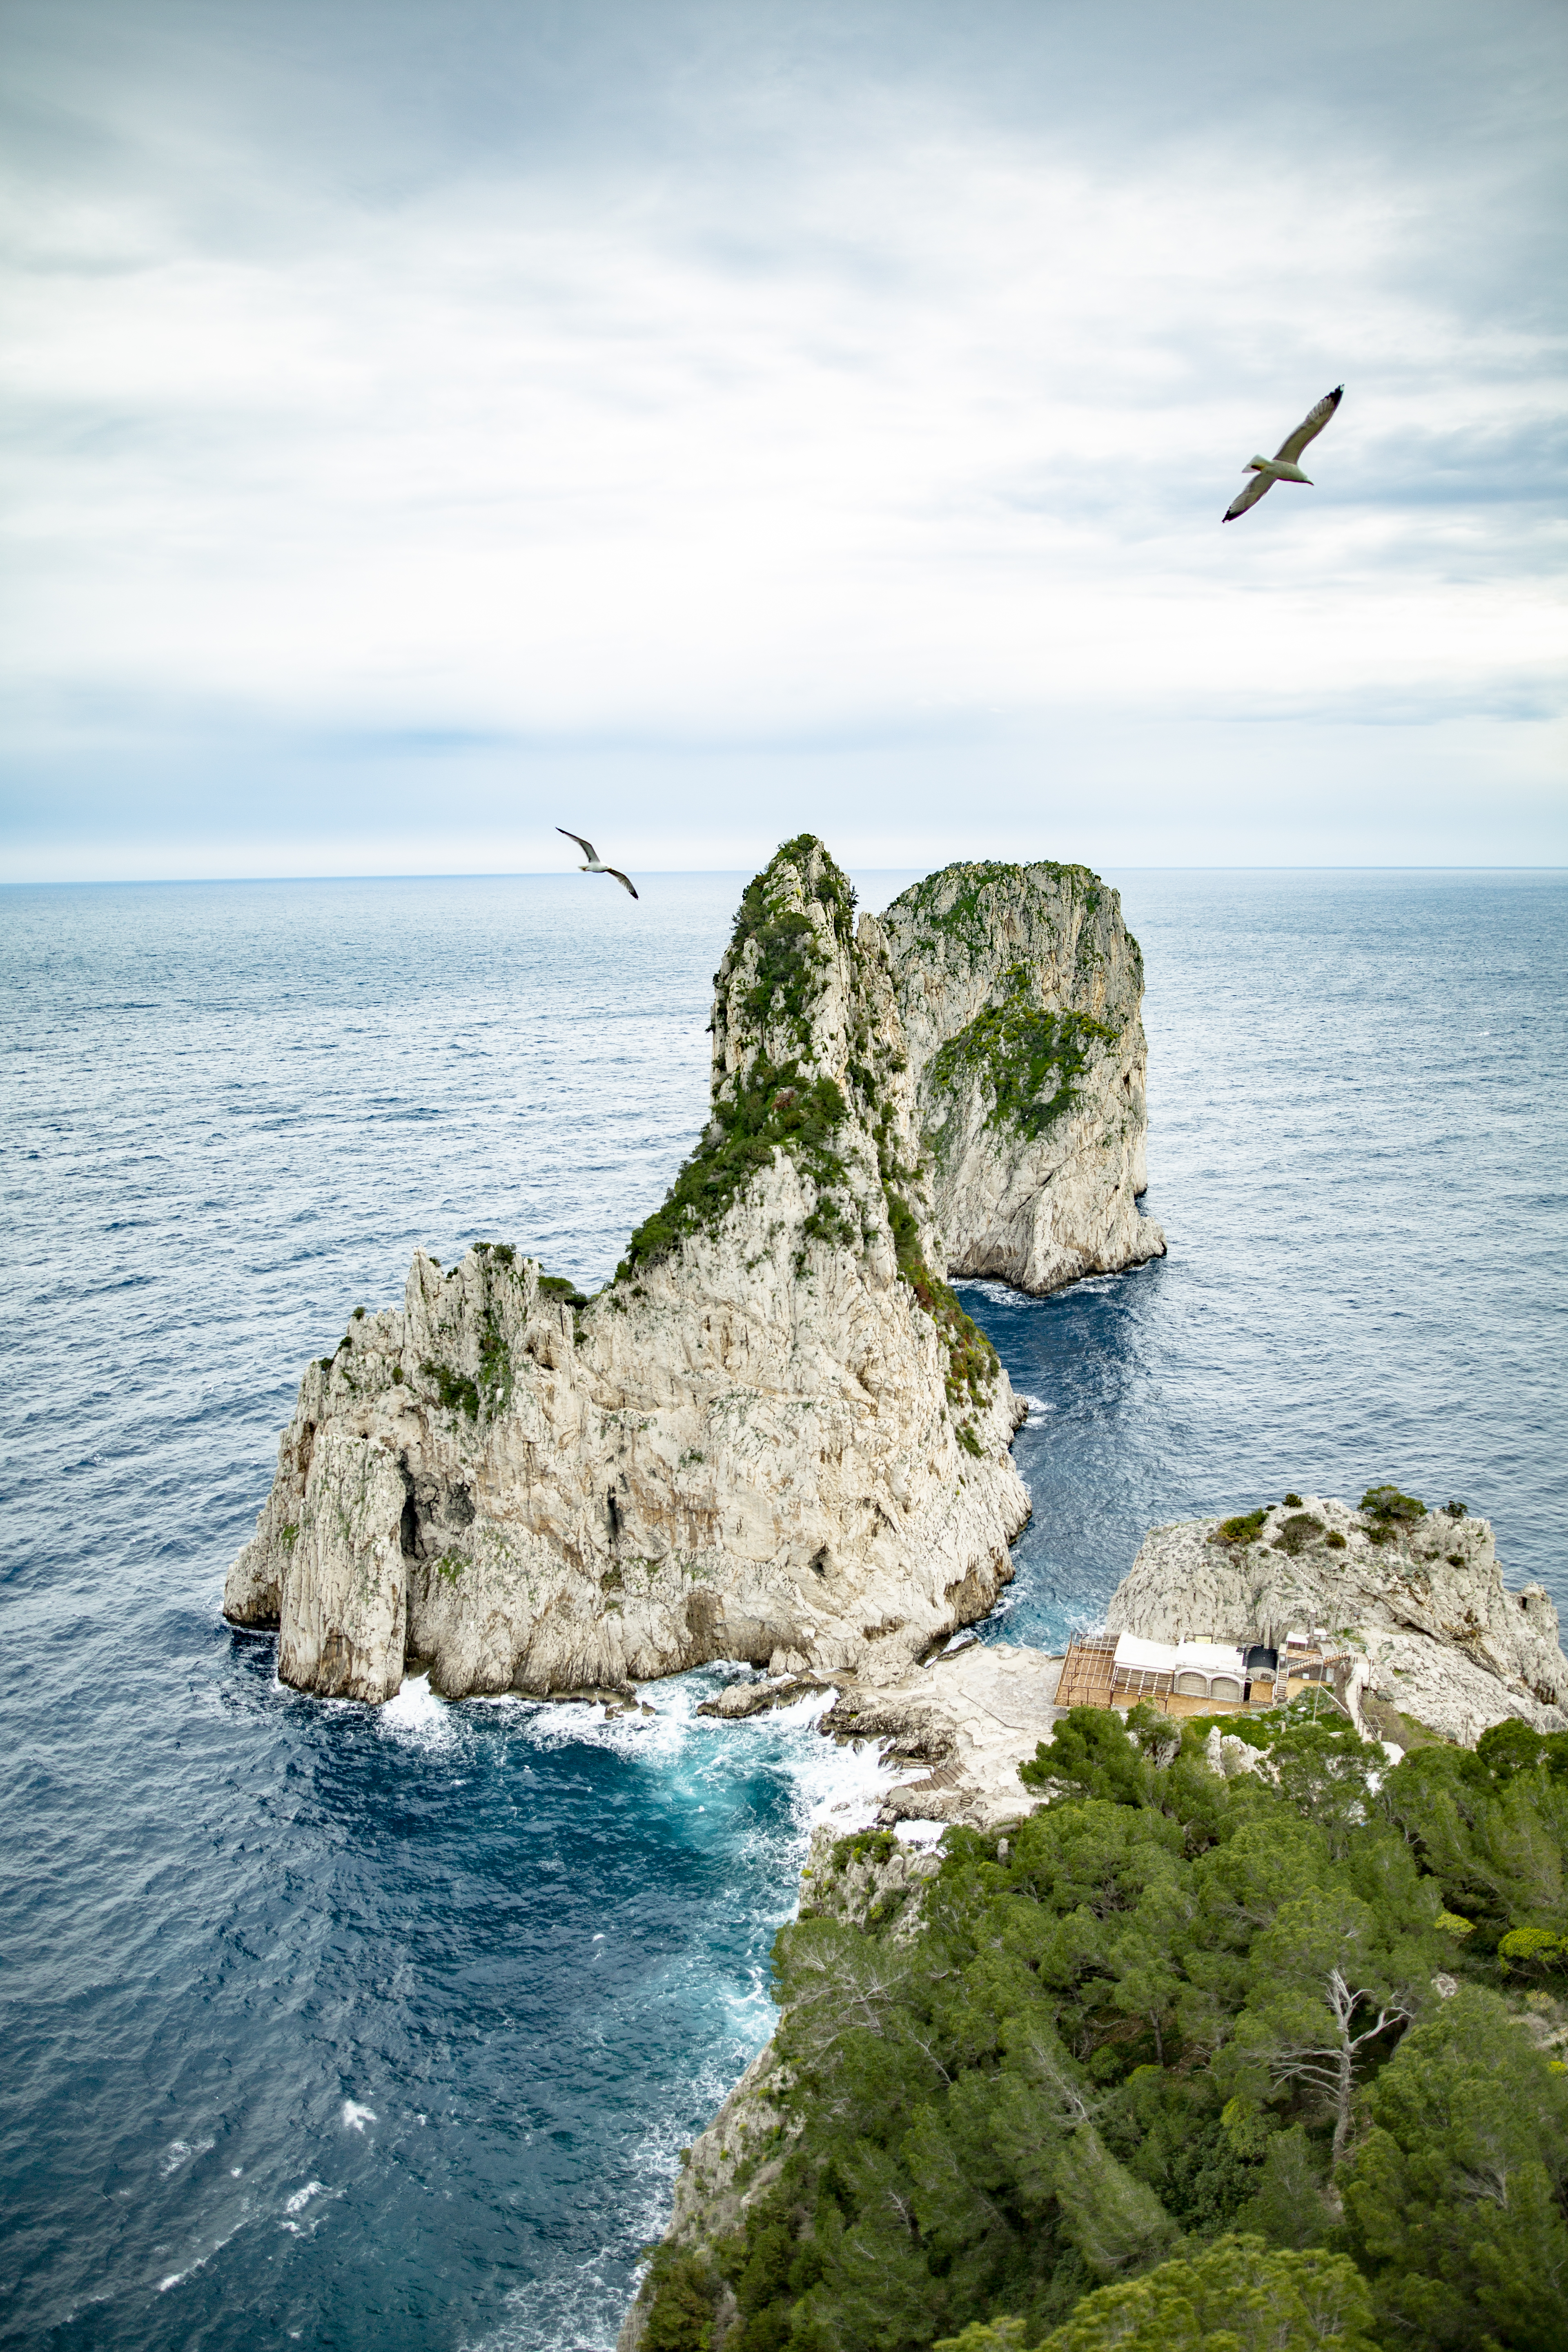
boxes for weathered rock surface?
[881,860,1165,1293]
[616,2038,795,2352]
[1107,1497,1568,1746]
[227,840,1165,1706]
[232,841,1141,1699]
[814,1641,1068,1827]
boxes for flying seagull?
[1223,385,1343,522]
[557,828,639,899]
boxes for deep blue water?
[2,868,1564,2351]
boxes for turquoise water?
[2,868,1564,2349]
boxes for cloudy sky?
[2,0,1564,879]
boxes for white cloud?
[0,0,1564,874]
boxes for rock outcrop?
[880,860,1165,1292]
[227,840,1163,1705]
[811,1643,1069,1828]
[1107,1496,1568,1746]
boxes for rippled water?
[2,867,1564,2350]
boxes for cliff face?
[880,861,1165,1293]
[227,837,1048,1703]
[1107,1497,1568,1745]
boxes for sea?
[2,866,1564,2351]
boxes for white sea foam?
[157,2216,245,2295]
[389,1664,921,2352]
[159,2135,214,2178]
[341,2100,377,2132]
[279,2179,341,2237]
[379,1673,453,1748]
[470,1661,929,2348]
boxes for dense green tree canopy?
[637,1702,1568,2352]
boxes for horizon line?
[5,863,1568,889]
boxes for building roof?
[1112,1633,1247,1675]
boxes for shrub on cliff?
[1360,1483,1427,1530]
[927,970,1116,1143]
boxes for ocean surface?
[2,866,1564,2351]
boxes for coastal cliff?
[1108,1492,1568,1744]
[619,1490,1568,2352]
[225,840,1159,1704]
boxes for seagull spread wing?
[557,826,599,862]
[604,867,639,900]
[1223,472,1275,523]
[1274,384,1344,466]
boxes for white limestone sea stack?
[224,838,1164,1704]
[883,860,1164,1292]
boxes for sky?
[2,0,1564,881]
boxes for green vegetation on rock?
[884,1186,997,1408]
[829,1828,899,1872]
[621,1059,851,1275]
[727,836,856,1045]
[895,862,1104,964]
[618,840,859,1276]
[638,1702,1568,2352]
[421,1358,480,1420]
[537,1272,591,1308]
[477,1307,514,1417]
[1213,1508,1269,1546]
[1361,1484,1427,1527]
[928,968,1115,1145]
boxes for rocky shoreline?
[617,1489,1568,2348]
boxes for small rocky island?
[225,839,1163,1702]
